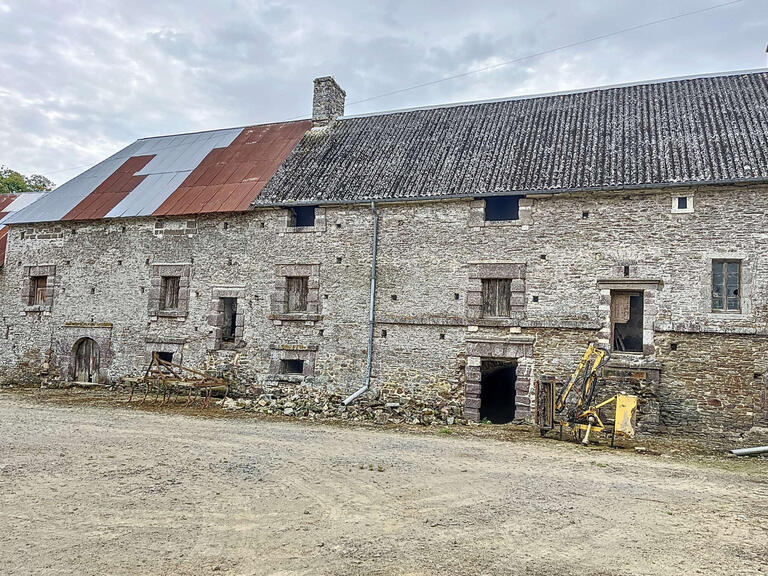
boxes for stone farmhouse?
[2,70,768,437]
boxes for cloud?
[0,0,764,184]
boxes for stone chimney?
[312,76,346,128]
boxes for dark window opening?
[479,360,517,424]
[281,359,304,374]
[712,260,741,312]
[221,297,238,342]
[289,206,316,227]
[481,278,511,318]
[677,196,688,210]
[160,276,181,310]
[623,265,630,277]
[484,196,520,222]
[612,291,644,353]
[29,276,47,306]
[285,276,309,312]
[156,351,174,363]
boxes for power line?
[346,0,748,107]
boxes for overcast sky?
[0,0,765,185]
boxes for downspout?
[343,201,379,405]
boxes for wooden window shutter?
[482,279,511,317]
[160,276,180,310]
[286,277,309,312]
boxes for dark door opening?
[73,338,100,383]
[479,360,517,423]
[612,291,644,353]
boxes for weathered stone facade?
[2,184,767,438]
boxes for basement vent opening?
[484,196,520,222]
[156,351,174,363]
[289,206,316,228]
[280,359,304,374]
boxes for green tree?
[0,166,54,194]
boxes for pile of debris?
[219,384,468,426]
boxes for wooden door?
[74,338,100,383]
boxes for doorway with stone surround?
[465,336,534,423]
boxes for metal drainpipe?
[343,201,379,406]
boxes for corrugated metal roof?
[155,120,311,216]
[0,192,45,265]
[0,195,17,212]
[5,122,308,224]
[256,70,768,204]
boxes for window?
[481,279,511,318]
[611,291,644,353]
[221,297,238,342]
[712,260,741,312]
[149,264,190,318]
[160,276,180,310]
[280,359,305,374]
[29,276,47,306]
[286,276,309,312]
[484,196,520,222]
[289,206,316,228]
[672,194,694,214]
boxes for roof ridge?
[136,118,311,142]
[340,67,768,120]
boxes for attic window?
[289,206,316,228]
[672,194,694,214]
[484,196,520,222]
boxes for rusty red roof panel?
[0,226,9,266]
[0,195,17,211]
[153,120,310,216]
[63,155,155,221]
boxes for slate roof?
[256,69,768,204]
[6,120,310,224]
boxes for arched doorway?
[72,338,100,383]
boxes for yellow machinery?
[537,343,638,446]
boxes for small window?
[612,291,644,353]
[160,276,181,311]
[712,260,741,312]
[156,351,174,364]
[286,276,309,312]
[29,276,47,306]
[672,195,694,213]
[281,359,304,374]
[221,297,238,341]
[481,279,511,318]
[289,206,316,228]
[484,196,520,222]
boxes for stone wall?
[1,184,768,437]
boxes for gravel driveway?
[0,391,766,576]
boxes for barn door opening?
[73,338,100,383]
[480,360,517,423]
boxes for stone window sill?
[472,317,522,327]
[24,305,51,313]
[283,226,322,234]
[270,313,322,322]
[272,374,306,383]
[477,219,525,227]
[156,310,188,319]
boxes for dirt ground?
[0,389,766,576]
